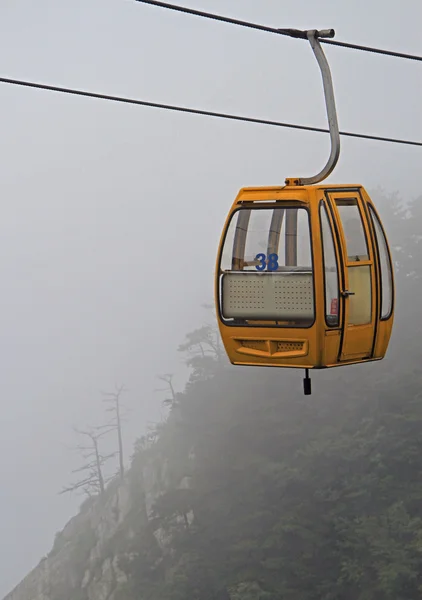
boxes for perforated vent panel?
[276,341,304,352]
[222,272,314,320]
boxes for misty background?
[0,0,420,595]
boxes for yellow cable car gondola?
[214,29,394,394]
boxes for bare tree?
[155,373,178,407]
[101,384,127,479]
[59,426,116,497]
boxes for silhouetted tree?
[155,373,178,407]
[59,426,116,497]
[101,384,127,478]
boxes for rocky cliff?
[2,324,220,600]
[2,431,182,600]
[3,477,134,600]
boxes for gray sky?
[0,0,421,595]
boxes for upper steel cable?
[133,0,422,63]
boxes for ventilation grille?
[276,341,304,352]
[222,272,314,320]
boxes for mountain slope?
[5,190,422,600]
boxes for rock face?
[2,476,146,600]
[2,432,189,600]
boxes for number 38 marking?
[255,253,279,272]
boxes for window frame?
[334,196,374,327]
[368,204,394,321]
[217,202,316,329]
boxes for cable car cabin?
[215,183,394,378]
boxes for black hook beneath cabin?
[303,369,312,395]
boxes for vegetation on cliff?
[111,189,422,599]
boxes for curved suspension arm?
[295,29,341,186]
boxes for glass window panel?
[320,204,339,326]
[220,207,312,272]
[335,199,369,261]
[220,215,240,272]
[369,206,393,319]
[243,209,276,270]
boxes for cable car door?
[327,191,376,362]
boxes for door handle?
[341,290,355,297]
